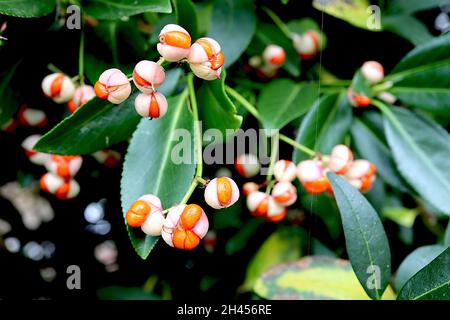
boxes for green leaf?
[445,222,450,246]
[313,0,375,31]
[254,23,300,77]
[293,92,352,162]
[383,15,433,46]
[173,0,198,40]
[241,226,303,292]
[382,207,418,228]
[197,71,242,143]
[258,80,317,131]
[254,256,396,300]
[97,286,160,300]
[382,106,450,216]
[84,0,172,20]
[398,247,450,300]
[351,118,409,191]
[34,70,181,155]
[287,18,328,49]
[225,219,263,255]
[351,70,371,97]
[0,0,55,17]
[0,62,20,127]
[395,245,447,291]
[84,54,111,85]
[208,0,256,68]
[387,0,450,15]
[327,172,391,300]
[120,92,195,259]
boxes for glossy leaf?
[0,0,55,17]
[208,0,256,68]
[398,247,450,300]
[254,256,396,300]
[293,92,352,162]
[241,226,303,292]
[0,62,19,127]
[197,71,242,143]
[382,207,418,228]
[84,0,172,20]
[351,118,408,191]
[327,172,391,300]
[445,222,450,246]
[34,70,181,155]
[174,0,198,40]
[120,92,195,259]
[313,0,374,31]
[395,245,447,291]
[258,80,317,131]
[382,106,450,216]
[387,0,450,15]
[383,15,433,46]
[254,23,300,77]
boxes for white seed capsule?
[271,181,297,206]
[134,92,168,118]
[42,73,76,103]
[141,210,165,236]
[132,60,166,93]
[40,173,80,200]
[296,160,323,183]
[18,106,47,128]
[204,177,240,209]
[328,145,353,174]
[262,44,286,66]
[157,24,191,62]
[234,154,260,178]
[22,135,50,166]
[361,61,384,84]
[273,160,297,182]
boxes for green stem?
[78,19,85,85]
[225,86,260,120]
[47,63,64,74]
[196,176,208,186]
[179,74,204,205]
[372,81,393,95]
[109,22,119,66]
[265,132,279,194]
[279,134,316,157]
[262,6,292,39]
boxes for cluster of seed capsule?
[347,60,396,108]
[92,24,224,120]
[125,176,239,250]
[297,144,377,194]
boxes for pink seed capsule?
[204,177,240,209]
[246,191,269,217]
[68,85,95,113]
[188,37,224,81]
[18,105,47,128]
[21,135,50,166]
[42,73,76,104]
[273,160,296,182]
[242,182,259,197]
[92,149,121,167]
[134,92,168,118]
[262,44,286,66]
[132,60,166,94]
[157,24,191,62]
[40,173,80,200]
[328,145,353,174]
[293,31,321,59]
[265,196,287,222]
[296,160,323,183]
[271,181,297,206]
[94,68,132,104]
[361,61,384,84]
[45,155,83,180]
[234,154,260,178]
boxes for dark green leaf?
[0,0,55,17]
[398,247,450,300]
[225,219,263,255]
[258,80,317,130]
[174,0,198,40]
[382,106,450,216]
[197,71,242,143]
[395,245,447,291]
[293,92,352,162]
[208,0,256,68]
[97,286,160,300]
[387,0,450,15]
[84,0,172,20]
[241,226,303,292]
[383,15,433,46]
[327,172,391,300]
[445,222,450,246]
[351,118,408,191]
[0,62,20,127]
[120,92,195,259]
[351,70,371,97]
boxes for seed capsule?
[132,60,166,94]
[265,197,287,222]
[246,191,269,217]
[328,144,353,174]
[134,92,168,118]
[40,173,80,200]
[242,182,259,197]
[188,37,224,80]
[42,73,76,103]
[45,155,82,180]
[204,177,240,209]
[157,24,191,62]
[297,160,330,195]
[271,181,297,206]
[126,194,163,228]
[161,204,209,250]
[361,61,384,84]
[22,135,50,166]
[347,87,371,108]
[273,160,296,182]
[18,105,47,128]
[94,68,131,104]
[345,160,376,192]
[1,118,17,132]
[262,44,286,66]
[67,85,95,113]
[234,154,260,178]
[292,31,321,59]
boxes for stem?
[372,81,393,95]
[225,86,260,120]
[262,6,292,39]
[109,22,119,66]
[178,74,204,205]
[279,134,316,157]
[156,57,165,65]
[196,176,208,186]
[47,63,64,74]
[265,132,279,194]
[78,19,85,85]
